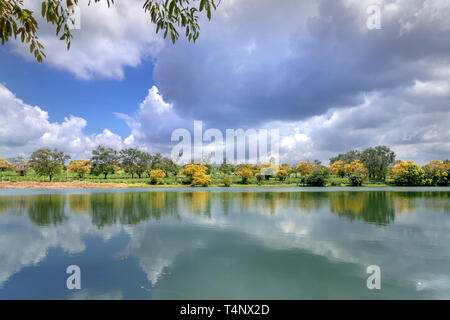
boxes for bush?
[223,177,232,187]
[391,161,424,186]
[349,175,364,186]
[305,166,329,186]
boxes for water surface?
[0,187,449,299]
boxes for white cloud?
[0,83,125,159]
[13,0,164,79]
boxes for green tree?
[360,146,395,180]
[28,148,70,181]
[90,145,119,179]
[329,150,361,165]
[0,0,217,62]
[119,148,150,179]
[304,166,330,187]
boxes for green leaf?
[41,2,47,17]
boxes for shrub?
[149,169,166,184]
[305,166,330,186]
[236,167,254,184]
[391,161,424,186]
[223,177,232,187]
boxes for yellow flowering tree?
[329,160,346,178]
[296,161,315,176]
[68,160,92,178]
[192,171,211,187]
[0,158,14,172]
[236,167,254,184]
[391,160,424,186]
[182,164,210,186]
[276,169,288,181]
[344,160,368,186]
[150,169,166,185]
[422,161,449,186]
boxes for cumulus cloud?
[13,0,164,79]
[0,83,126,159]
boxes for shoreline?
[0,181,444,190]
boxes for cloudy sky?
[0,0,449,164]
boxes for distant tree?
[0,157,14,171]
[329,160,346,178]
[148,153,178,176]
[8,156,28,176]
[276,169,288,181]
[29,148,70,181]
[304,166,330,187]
[296,161,315,176]
[119,148,149,179]
[149,169,166,185]
[391,160,424,186]
[90,145,119,179]
[0,0,218,62]
[422,160,449,186]
[236,167,254,184]
[344,160,368,186]
[68,159,91,178]
[360,146,395,180]
[329,150,361,165]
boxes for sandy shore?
[0,181,128,189]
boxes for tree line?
[0,145,448,187]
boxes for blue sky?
[0,47,156,137]
[0,0,449,164]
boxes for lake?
[0,187,449,299]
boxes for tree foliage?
[0,0,217,62]
[90,145,119,179]
[68,159,91,178]
[296,161,315,176]
[28,148,70,181]
[149,168,165,184]
[422,160,449,186]
[391,160,424,186]
[0,157,14,171]
[236,167,253,184]
[360,146,395,180]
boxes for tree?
[68,159,91,178]
[192,171,211,187]
[0,0,218,62]
[329,150,361,165]
[28,148,70,181]
[8,156,28,176]
[391,160,424,186]
[297,161,315,176]
[344,160,368,186]
[422,160,449,186]
[182,163,208,184]
[360,146,395,180]
[304,166,330,187]
[149,169,166,184]
[119,148,149,179]
[0,157,14,171]
[329,160,346,178]
[236,167,253,184]
[276,169,288,181]
[90,145,119,179]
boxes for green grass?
[0,170,424,188]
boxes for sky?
[0,0,449,165]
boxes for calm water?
[0,187,449,300]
